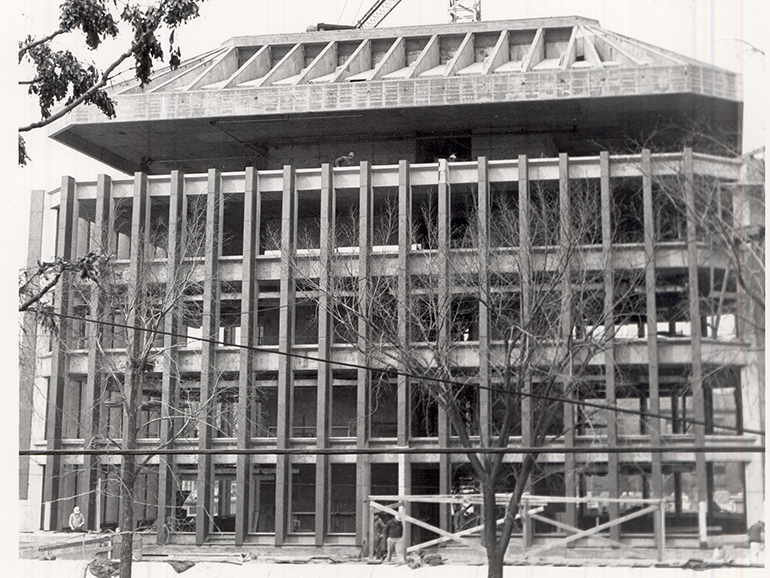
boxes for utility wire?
[40,309,765,438]
[20,445,764,457]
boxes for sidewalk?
[19,559,767,578]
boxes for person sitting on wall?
[384,511,404,563]
[68,506,85,532]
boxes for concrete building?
[21,16,764,554]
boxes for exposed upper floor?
[47,16,742,176]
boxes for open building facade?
[20,16,764,552]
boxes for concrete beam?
[258,43,304,87]
[518,156,532,447]
[684,148,709,547]
[578,27,603,69]
[642,150,664,546]
[274,165,296,545]
[332,39,372,82]
[356,161,372,546]
[235,167,259,545]
[560,26,579,70]
[186,46,240,90]
[20,189,45,502]
[297,41,337,85]
[157,170,183,544]
[315,163,333,545]
[445,32,474,76]
[196,169,221,545]
[522,27,545,71]
[482,30,508,74]
[371,37,405,80]
[408,34,439,79]
[477,157,491,447]
[600,152,620,541]
[397,160,411,447]
[223,45,271,88]
[559,154,577,533]
[43,176,76,530]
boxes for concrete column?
[397,161,412,547]
[600,152,621,542]
[733,177,765,527]
[399,452,412,549]
[20,189,45,502]
[43,175,76,530]
[196,169,221,545]
[642,150,664,542]
[477,157,491,447]
[275,165,296,545]
[157,171,184,544]
[437,159,451,531]
[397,160,411,447]
[518,156,532,448]
[559,154,577,531]
[123,172,150,533]
[235,167,259,545]
[81,175,112,531]
[683,148,708,546]
[315,164,333,545]
[356,161,372,545]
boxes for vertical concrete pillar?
[641,150,664,542]
[518,156,532,449]
[157,171,183,544]
[600,152,621,542]
[20,189,46,502]
[399,453,412,549]
[397,161,411,447]
[477,157,491,447]
[397,161,412,548]
[43,176,76,530]
[683,148,708,546]
[81,175,112,531]
[123,172,150,534]
[235,167,259,545]
[356,161,372,545]
[196,169,221,545]
[437,159,451,531]
[315,164,333,545]
[559,154,577,531]
[275,165,296,546]
[733,177,765,527]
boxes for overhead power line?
[20,445,765,457]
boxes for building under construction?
[20,15,764,555]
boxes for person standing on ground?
[373,513,387,560]
[385,512,404,563]
[69,506,85,532]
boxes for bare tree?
[283,172,648,578]
[44,191,225,578]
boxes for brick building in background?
[20,16,764,554]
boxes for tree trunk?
[482,482,505,578]
[118,454,137,578]
[487,554,505,578]
[119,374,140,578]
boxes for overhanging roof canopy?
[49,16,742,175]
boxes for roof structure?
[49,16,742,174]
